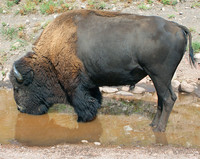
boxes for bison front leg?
[72,84,101,122]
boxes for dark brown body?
[10,10,194,132]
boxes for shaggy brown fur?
[32,10,146,95]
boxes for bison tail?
[176,23,196,67]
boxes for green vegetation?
[192,41,200,53]
[1,23,17,40]
[189,27,196,33]
[191,2,200,8]
[0,51,7,65]
[0,7,3,13]
[6,0,15,8]
[168,14,175,19]
[138,3,151,10]
[147,0,154,4]
[18,0,37,15]
[161,0,178,5]
[87,0,107,10]
[10,39,28,51]
[1,23,27,40]
[100,98,156,119]
[99,2,106,9]
[40,0,70,14]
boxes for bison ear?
[23,70,34,86]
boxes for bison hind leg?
[72,85,101,122]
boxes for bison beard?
[10,10,195,132]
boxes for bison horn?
[13,64,23,83]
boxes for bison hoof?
[77,115,96,122]
[149,123,156,128]
[152,126,166,132]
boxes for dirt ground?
[0,144,200,159]
[0,0,200,158]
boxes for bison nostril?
[14,87,19,93]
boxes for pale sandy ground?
[0,144,200,159]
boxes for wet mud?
[0,89,200,148]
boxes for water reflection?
[15,113,102,146]
[154,132,168,145]
[0,89,200,148]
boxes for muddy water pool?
[0,89,200,148]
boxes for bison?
[10,10,195,132]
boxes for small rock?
[101,87,118,93]
[124,125,133,131]
[116,91,133,96]
[179,12,183,15]
[41,21,47,28]
[121,86,129,91]
[0,72,3,81]
[32,17,37,21]
[94,142,101,146]
[132,86,145,94]
[112,7,117,11]
[167,150,174,155]
[194,53,200,63]
[179,81,195,93]
[122,107,127,111]
[161,7,165,11]
[25,19,30,25]
[54,14,59,19]
[3,10,7,14]
[171,80,180,91]
[13,42,21,48]
[4,72,10,81]
[81,140,88,144]
[81,5,86,9]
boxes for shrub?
[161,0,177,5]
[192,42,200,53]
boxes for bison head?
[9,52,66,115]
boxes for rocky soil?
[0,144,200,159]
[0,0,200,158]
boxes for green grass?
[189,27,196,33]
[40,0,55,14]
[0,7,3,14]
[10,39,28,51]
[168,14,175,19]
[192,41,200,53]
[99,2,106,9]
[20,0,36,15]
[1,22,27,41]
[6,0,15,8]
[39,0,70,14]
[191,2,200,8]
[0,51,6,65]
[1,23,18,40]
[161,0,177,5]
[138,3,151,10]
[147,0,154,4]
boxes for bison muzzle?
[10,10,195,132]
